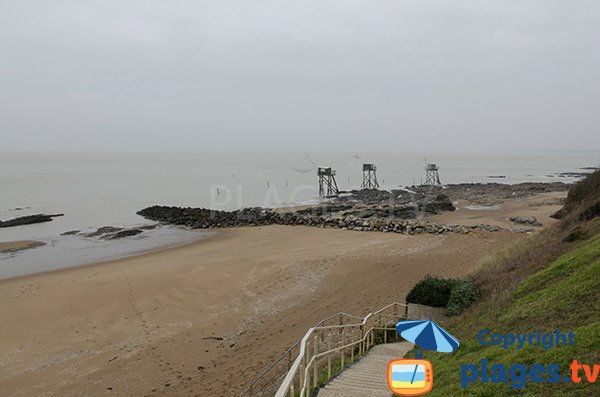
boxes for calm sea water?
[0,151,598,278]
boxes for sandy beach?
[0,192,564,396]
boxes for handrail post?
[313,334,318,389]
[306,366,310,396]
[328,331,332,379]
[363,326,366,355]
[304,347,309,396]
[359,325,364,356]
[351,332,355,363]
[341,328,345,369]
[299,359,304,395]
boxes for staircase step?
[316,342,412,397]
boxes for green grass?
[402,234,600,396]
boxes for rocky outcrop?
[338,189,395,204]
[510,216,542,227]
[333,183,568,207]
[60,230,80,236]
[341,205,418,220]
[83,226,123,237]
[422,194,456,214]
[76,226,147,240]
[0,214,64,228]
[102,229,144,240]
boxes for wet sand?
[428,191,564,228]
[0,240,45,253]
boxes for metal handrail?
[243,302,410,397]
[273,302,409,397]
[242,311,377,396]
[242,312,370,396]
[277,328,315,397]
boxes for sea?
[1,151,598,279]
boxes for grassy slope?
[401,171,600,396]
[418,231,600,396]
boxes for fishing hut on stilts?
[424,163,441,185]
[318,167,339,197]
[361,164,379,189]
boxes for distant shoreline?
[1,181,567,281]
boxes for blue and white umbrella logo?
[396,320,459,353]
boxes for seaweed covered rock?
[0,214,64,228]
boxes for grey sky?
[1,0,599,152]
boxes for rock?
[102,229,144,240]
[554,172,593,178]
[337,189,393,204]
[423,194,456,214]
[0,214,64,228]
[60,230,80,236]
[509,216,542,227]
[295,204,353,216]
[84,226,124,237]
[344,205,417,219]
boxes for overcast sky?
[1,1,599,152]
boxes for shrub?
[406,276,481,315]
[446,280,480,316]
[405,276,461,307]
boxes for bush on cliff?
[446,279,480,316]
[405,276,478,314]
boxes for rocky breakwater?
[137,205,531,235]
